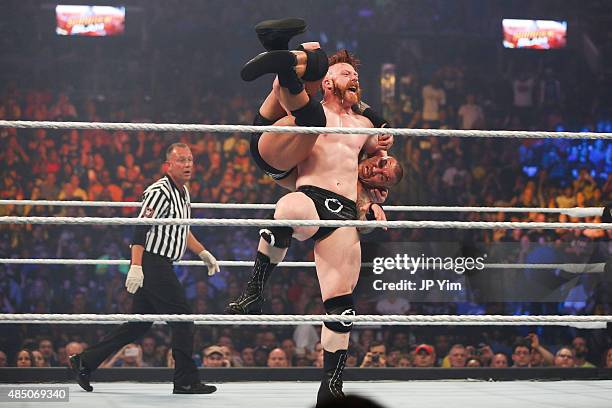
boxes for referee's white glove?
[198,249,220,276]
[125,265,144,294]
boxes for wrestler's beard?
[333,82,361,106]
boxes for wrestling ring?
[0,119,611,407]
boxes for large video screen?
[56,5,125,36]
[502,19,567,50]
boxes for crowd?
[1,0,611,371]
[3,330,612,370]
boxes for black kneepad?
[253,112,275,127]
[291,98,326,127]
[259,225,293,248]
[295,46,329,82]
[323,294,355,333]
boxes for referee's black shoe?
[173,382,217,394]
[69,354,93,392]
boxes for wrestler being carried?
[229,18,403,406]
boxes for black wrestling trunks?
[297,185,357,241]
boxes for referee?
[69,143,220,394]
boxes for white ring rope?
[0,314,610,329]
[0,120,610,140]
[1,216,609,229]
[0,258,604,273]
[0,199,604,218]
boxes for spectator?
[413,344,435,368]
[15,349,34,367]
[556,186,576,208]
[293,301,322,355]
[101,344,143,368]
[310,342,324,368]
[538,68,563,110]
[444,344,467,368]
[530,349,546,367]
[571,336,595,368]
[219,346,234,367]
[38,338,57,366]
[511,71,535,127]
[457,94,485,129]
[31,350,47,367]
[386,349,402,367]
[267,348,289,368]
[553,347,575,368]
[260,331,278,349]
[527,333,554,367]
[241,347,256,367]
[0,350,7,367]
[345,350,360,368]
[280,339,297,367]
[140,336,158,367]
[64,341,83,365]
[466,358,481,367]
[217,336,241,367]
[421,77,446,128]
[360,342,387,368]
[476,343,494,367]
[56,347,68,367]
[491,353,509,368]
[511,340,531,368]
[202,346,228,368]
[397,355,411,367]
[254,346,271,367]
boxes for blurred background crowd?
[0,0,611,369]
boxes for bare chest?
[319,110,370,151]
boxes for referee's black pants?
[81,251,199,386]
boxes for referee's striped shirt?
[134,175,191,261]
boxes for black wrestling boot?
[173,382,217,394]
[225,252,276,314]
[316,349,348,407]
[241,50,299,82]
[241,46,328,85]
[69,354,93,392]
[255,18,306,51]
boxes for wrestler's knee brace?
[259,224,293,249]
[295,46,329,82]
[253,111,275,127]
[323,294,355,333]
[291,98,326,127]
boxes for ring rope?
[1,216,609,229]
[0,120,610,140]
[0,258,604,273]
[0,199,603,218]
[0,314,610,329]
[0,321,604,328]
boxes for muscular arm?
[356,182,387,235]
[363,134,380,155]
